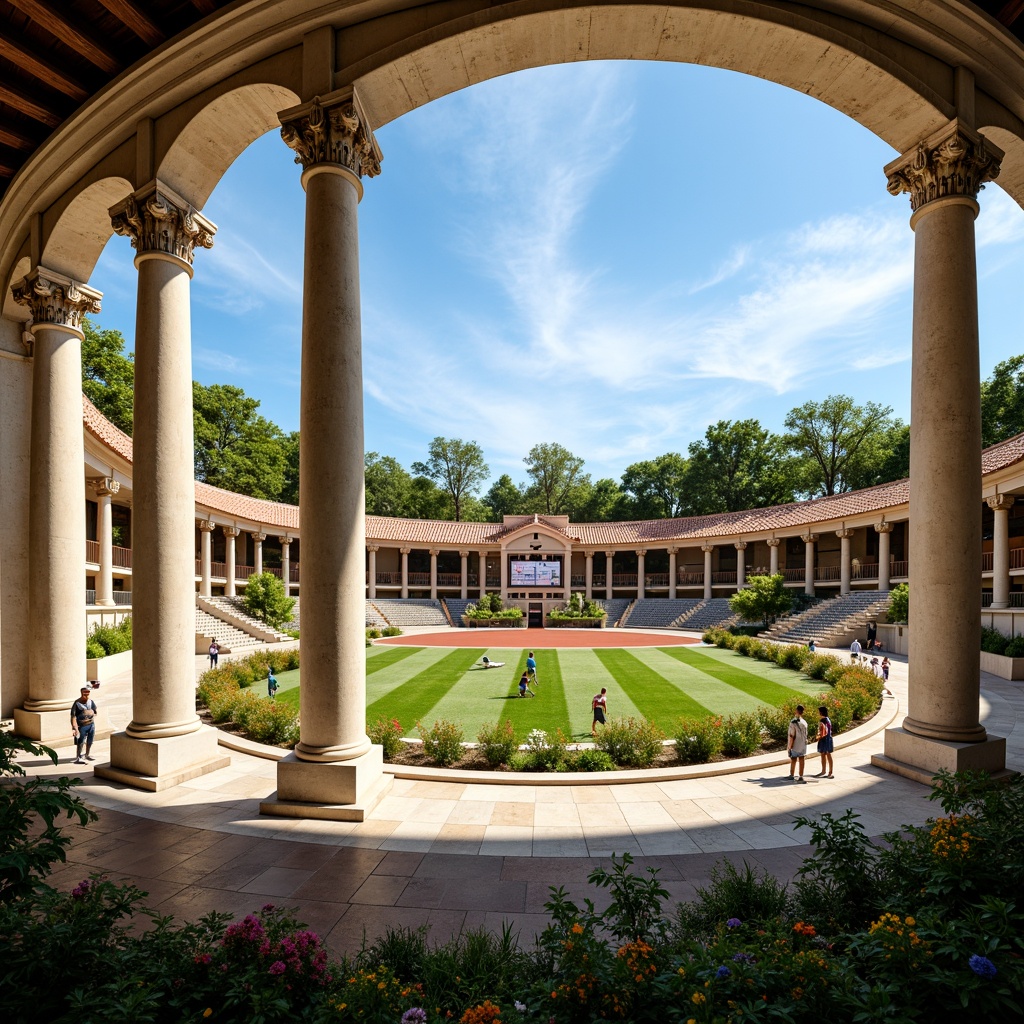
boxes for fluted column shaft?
[252,533,265,575]
[585,552,594,599]
[479,551,487,598]
[668,549,677,599]
[838,529,854,595]
[280,538,292,597]
[636,550,645,600]
[460,551,468,599]
[429,550,438,600]
[803,536,816,597]
[605,551,614,600]
[768,538,780,577]
[735,541,746,591]
[368,546,377,599]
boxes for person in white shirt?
[787,704,808,782]
[850,638,862,661]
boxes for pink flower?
[269,961,287,975]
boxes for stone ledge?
[94,753,231,792]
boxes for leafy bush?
[596,717,665,767]
[1005,634,1024,657]
[231,690,300,745]
[775,643,810,671]
[804,652,840,680]
[569,748,616,772]
[476,719,518,767]
[417,719,465,766]
[85,638,105,660]
[368,717,406,760]
[981,626,1009,655]
[757,704,794,745]
[242,570,295,628]
[522,728,569,770]
[86,616,132,656]
[673,715,724,764]
[702,627,734,648]
[382,625,402,637]
[721,712,763,757]
[366,627,381,640]
[675,860,792,936]
[547,593,607,622]
[889,581,909,623]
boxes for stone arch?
[978,126,1024,208]
[38,177,134,285]
[157,83,302,208]
[2,255,31,322]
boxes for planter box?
[980,650,1024,679]
[86,648,133,682]
[545,617,606,629]
[462,617,526,628]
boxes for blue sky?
[92,60,1024,488]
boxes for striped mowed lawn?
[279,645,826,741]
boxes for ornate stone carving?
[885,120,1003,213]
[734,540,747,550]
[250,531,267,542]
[89,477,120,498]
[223,526,240,538]
[198,520,215,533]
[987,494,1016,512]
[110,181,216,265]
[12,267,101,330]
[874,522,894,534]
[836,528,856,539]
[766,537,781,548]
[280,91,382,179]
[801,533,818,544]
[367,544,379,553]
[701,543,715,553]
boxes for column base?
[872,726,1010,786]
[259,746,392,822]
[13,708,114,748]
[95,726,230,792]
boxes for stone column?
[802,534,817,596]
[702,544,714,600]
[837,528,855,596]
[875,522,893,591]
[399,547,410,598]
[99,181,225,788]
[428,549,438,600]
[252,532,266,575]
[734,541,747,591]
[636,549,646,600]
[12,269,100,742]
[199,521,214,597]
[668,547,677,599]
[91,477,120,608]
[499,551,508,594]
[585,551,594,599]
[988,495,1014,609]
[459,550,469,599]
[479,551,488,598]
[878,119,1006,777]
[605,551,614,600]
[367,545,377,599]
[768,537,780,577]
[262,91,388,818]
[279,537,291,597]
[224,526,239,597]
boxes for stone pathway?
[19,635,1024,955]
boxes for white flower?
[514,1001,527,1013]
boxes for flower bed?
[461,616,526,628]
[544,616,605,628]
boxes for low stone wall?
[980,650,1024,680]
[86,648,132,682]
[461,617,526,628]
[545,618,606,628]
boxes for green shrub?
[804,652,840,680]
[733,635,755,656]
[889,581,909,623]
[366,627,381,640]
[569,748,616,772]
[776,643,810,670]
[382,625,402,637]
[368,717,406,760]
[721,712,763,757]
[673,715,724,764]
[522,728,569,770]
[232,691,300,745]
[87,617,132,656]
[1005,634,1024,657]
[417,719,465,766]
[596,717,665,767]
[242,571,295,628]
[85,638,105,660]
[757,704,794,745]
[675,859,792,936]
[476,719,518,767]
[981,626,1009,655]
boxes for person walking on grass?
[267,668,279,699]
[526,651,538,686]
[787,704,808,782]
[592,687,608,736]
[71,685,98,764]
[518,672,536,698]
[813,704,834,778]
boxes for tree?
[81,317,134,434]
[981,354,1024,447]
[687,420,797,514]
[365,453,413,517]
[888,583,909,624]
[484,474,526,521]
[242,571,295,629]
[784,395,895,496]
[411,437,489,521]
[193,383,289,499]
[523,442,586,514]
[568,477,624,522]
[620,453,690,518]
[729,573,792,629]
[280,431,300,505]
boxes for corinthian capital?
[280,89,382,180]
[12,267,101,331]
[109,181,216,266]
[885,120,1002,213]
[987,494,1016,512]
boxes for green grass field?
[274,644,827,741]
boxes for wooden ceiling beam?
[0,123,36,150]
[6,0,123,74]
[94,0,165,47]
[0,31,90,102]
[0,82,63,127]
[998,1,1024,25]
[190,0,218,15]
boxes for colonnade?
[8,99,1008,804]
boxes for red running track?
[376,628,701,649]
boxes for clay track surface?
[376,628,701,649]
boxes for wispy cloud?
[195,234,302,316]
[689,246,750,293]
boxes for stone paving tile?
[530,828,589,858]
[686,828,754,854]
[532,800,581,827]
[479,826,532,857]
[463,784,537,803]
[239,866,317,897]
[429,824,485,854]
[446,799,496,825]
[326,905,464,954]
[575,801,627,827]
[632,827,701,857]
[583,832,644,858]
[662,800,719,827]
[570,785,615,804]
[374,795,425,820]
[348,874,412,906]
[395,875,448,908]
[501,856,603,884]
[405,798,459,824]
[375,850,425,876]
[617,801,676,827]
[342,818,401,849]
[534,786,577,803]
[435,877,527,913]
[379,820,445,852]
[415,851,504,880]
[488,801,536,827]
[610,781,670,803]
[404,780,468,800]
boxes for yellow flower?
[203,1012,213,1020]
[905,916,916,927]
[691,991,706,1005]
[571,923,585,934]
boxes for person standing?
[807,639,816,653]
[526,651,538,686]
[208,640,220,668]
[591,687,608,736]
[813,704,834,778]
[267,669,279,699]
[866,620,878,651]
[850,638,862,661]
[881,657,891,683]
[787,704,808,782]
[71,685,98,764]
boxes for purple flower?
[268,961,287,976]
[726,918,742,928]
[732,952,756,964]
[71,879,93,899]
[402,1010,428,1024]
[715,965,732,979]
[969,955,997,979]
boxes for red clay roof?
[83,394,1024,544]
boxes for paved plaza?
[20,634,1024,954]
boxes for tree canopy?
[981,354,1024,447]
[81,317,135,435]
[523,442,587,515]
[728,573,793,628]
[411,437,489,521]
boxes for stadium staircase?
[619,598,703,628]
[760,591,891,647]
[442,598,475,625]
[202,595,293,642]
[596,598,634,627]
[365,601,389,628]
[370,598,449,627]
[674,598,741,632]
[195,607,267,655]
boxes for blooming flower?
[514,1002,527,1013]
[402,1010,428,1024]
[268,961,287,975]
[716,965,731,979]
[71,879,92,899]
[969,955,997,979]
[732,952,755,964]
[726,918,742,928]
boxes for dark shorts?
[593,707,606,724]
[76,723,95,748]
[817,736,834,754]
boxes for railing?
[437,573,461,587]
[782,567,805,582]
[85,540,99,563]
[211,561,227,579]
[86,590,132,606]
[571,575,585,587]
[468,574,479,586]
[236,564,255,579]
[853,563,879,579]
[1012,548,1024,570]
[375,571,401,585]
[645,573,669,587]
[593,574,606,588]
[711,570,736,584]
[408,572,430,586]
[267,567,283,578]
[982,591,992,607]
[815,565,840,581]
[195,558,201,574]
[982,552,994,572]
[612,574,637,588]
[891,560,908,577]
[85,589,95,604]
[113,544,132,568]
[290,565,300,583]
[486,576,501,587]
[982,592,1024,607]
[677,571,704,586]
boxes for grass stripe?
[366,648,454,698]
[366,648,484,731]
[595,649,711,722]
[555,649,644,737]
[366,646,421,675]
[628,649,772,716]
[492,650,572,741]
[661,646,818,704]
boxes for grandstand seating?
[595,598,634,627]
[365,601,389,628]
[762,590,891,646]
[205,596,293,642]
[442,598,475,624]
[371,598,449,626]
[620,598,703,628]
[195,607,266,653]
[675,599,740,632]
